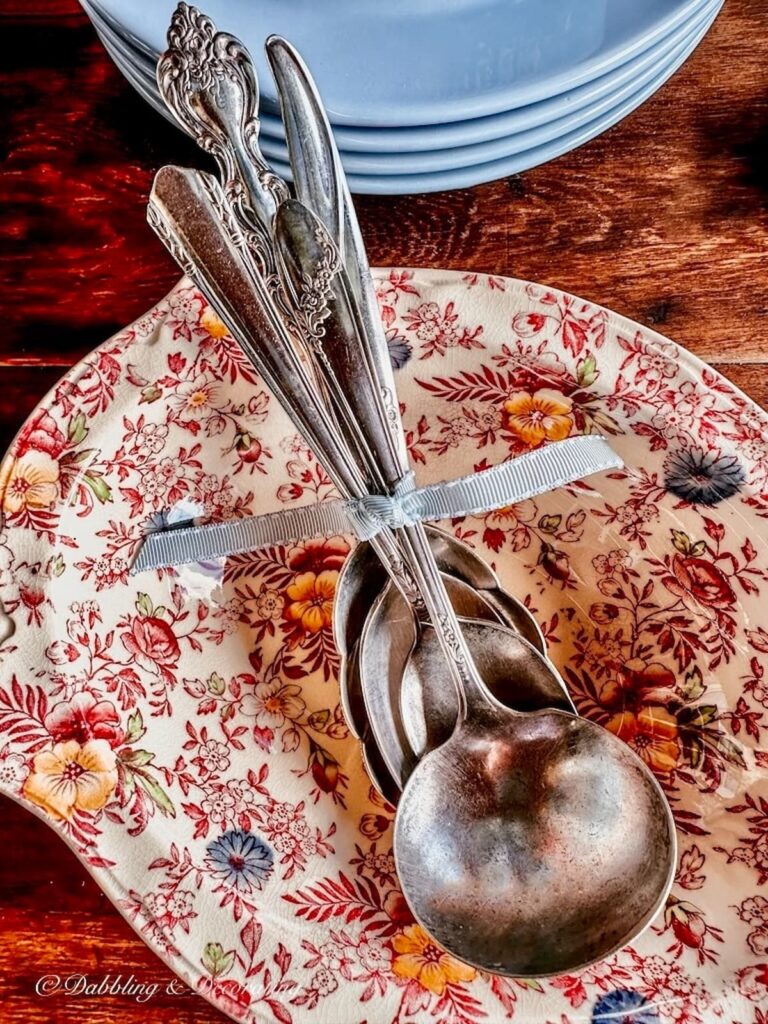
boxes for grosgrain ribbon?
[131,435,622,573]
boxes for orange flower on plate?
[392,924,476,995]
[22,739,118,819]
[285,570,337,633]
[0,450,59,515]
[606,705,681,775]
[503,389,573,447]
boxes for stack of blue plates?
[81,0,723,194]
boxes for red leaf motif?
[266,999,292,1024]
[240,916,262,962]
[747,628,768,654]
[274,942,292,978]
[561,317,589,356]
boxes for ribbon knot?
[345,473,420,540]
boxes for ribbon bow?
[131,435,622,573]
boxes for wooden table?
[0,0,766,1020]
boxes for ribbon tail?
[130,499,357,573]
[406,435,623,521]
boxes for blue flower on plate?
[592,989,659,1024]
[664,446,745,506]
[387,330,413,370]
[206,829,274,892]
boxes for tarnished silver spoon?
[394,677,676,976]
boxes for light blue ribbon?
[131,435,622,573]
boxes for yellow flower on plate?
[0,450,59,515]
[392,924,476,995]
[200,307,230,339]
[23,739,118,820]
[285,570,337,634]
[503,389,574,447]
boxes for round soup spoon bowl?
[393,679,676,977]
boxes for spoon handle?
[271,225,498,719]
[147,165,420,606]
[261,43,495,713]
[266,36,409,471]
[274,199,403,490]
[157,3,287,275]
[274,206,497,716]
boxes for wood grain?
[1,0,767,1021]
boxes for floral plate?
[1,270,767,1024]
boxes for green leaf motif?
[582,408,622,436]
[49,554,66,578]
[68,412,88,444]
[576,354,598,387]
[140,384,163,405]
[308,708,331,730]
[135,593,154,618]
[538,514,562,534]
[84,471,112,504]
[120,748,155,768]
[202,943,235,978]
[124,709,145,744]
[689,540,707,558]
[516,978,545,993]
[687,735,703,770]
[207,672,226,696]
[671,530,691,555]
[686,704,718,728]
[136,772,176,818]
[680,666,705,701]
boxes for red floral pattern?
[0,270,767,1023]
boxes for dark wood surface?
[1,0,767,1020]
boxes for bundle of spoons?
[137,2,677,978]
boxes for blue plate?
[258,2,718,175]
[85,0,718,154]
[95,0,709,126]
[102,0,718,177]
[100,2,720,194]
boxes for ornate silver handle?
[147,165,421,604]
[157,2,287,277]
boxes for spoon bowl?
[394,700,676,976]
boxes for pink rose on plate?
[736,962,768,1001]
[121,615,180,674]
[44,692,124,748]
[14,410,67,459]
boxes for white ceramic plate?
[1,269,767,1023]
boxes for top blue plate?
[96,0,707,127]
